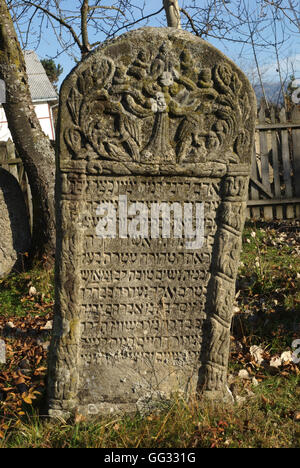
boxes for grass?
[0,262,54,318]
[0,221,299,448]
[1,376,299,448]
[236,222,300,354]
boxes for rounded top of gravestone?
[58,27,256,175]
[0,169,31,278]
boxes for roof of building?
[24,51,58,102]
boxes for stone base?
[48,384,234,420]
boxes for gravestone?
[0,168,31,278]
[47,27,256,418]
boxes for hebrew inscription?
[47,27,256,418]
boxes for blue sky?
[24,0,300,90]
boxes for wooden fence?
[248,103,300,220]
[0,139,33,230]
[1,104,300,225]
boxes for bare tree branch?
[105,6,164,39]
[89,4,125,16]
[6,0,299,107]
[20,0,83,51]
[180,8,201,36]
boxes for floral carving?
[64,42,253,165]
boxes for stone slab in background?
[0,168,31,278]
[47,27,256,418]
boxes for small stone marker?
[0,168,31,278]
[47,27,256,418]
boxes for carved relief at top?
[64,37,253,166]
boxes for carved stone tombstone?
[47,27,256,418]
[0,168,31,278]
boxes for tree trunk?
[163,0,182,29]
[0,0,56,262]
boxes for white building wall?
[0,102,55,141]
[0,106,10,141]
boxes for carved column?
[198,168,250,399]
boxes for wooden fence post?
[0,140,33,232]
[279,108,294,219]
[258,103,273,220]
[270,108,283,219]
[250,144,261,219]
[291,106,300,219]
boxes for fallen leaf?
[250,346,264,365]
[75,413,86,424]
[261,395,270,405]
[294,411,300,422]
[22,394,33,405]
[14,376,26,386]
[280,351,292,363]
[238,369,250,380]
[33,367,47,376]
[270,356,282,368]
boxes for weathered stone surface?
[0,168,31,278]
[47,27,256,418]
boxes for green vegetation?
[0,222,299,448]
[0,263,54,318]
[40,58,63,91]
